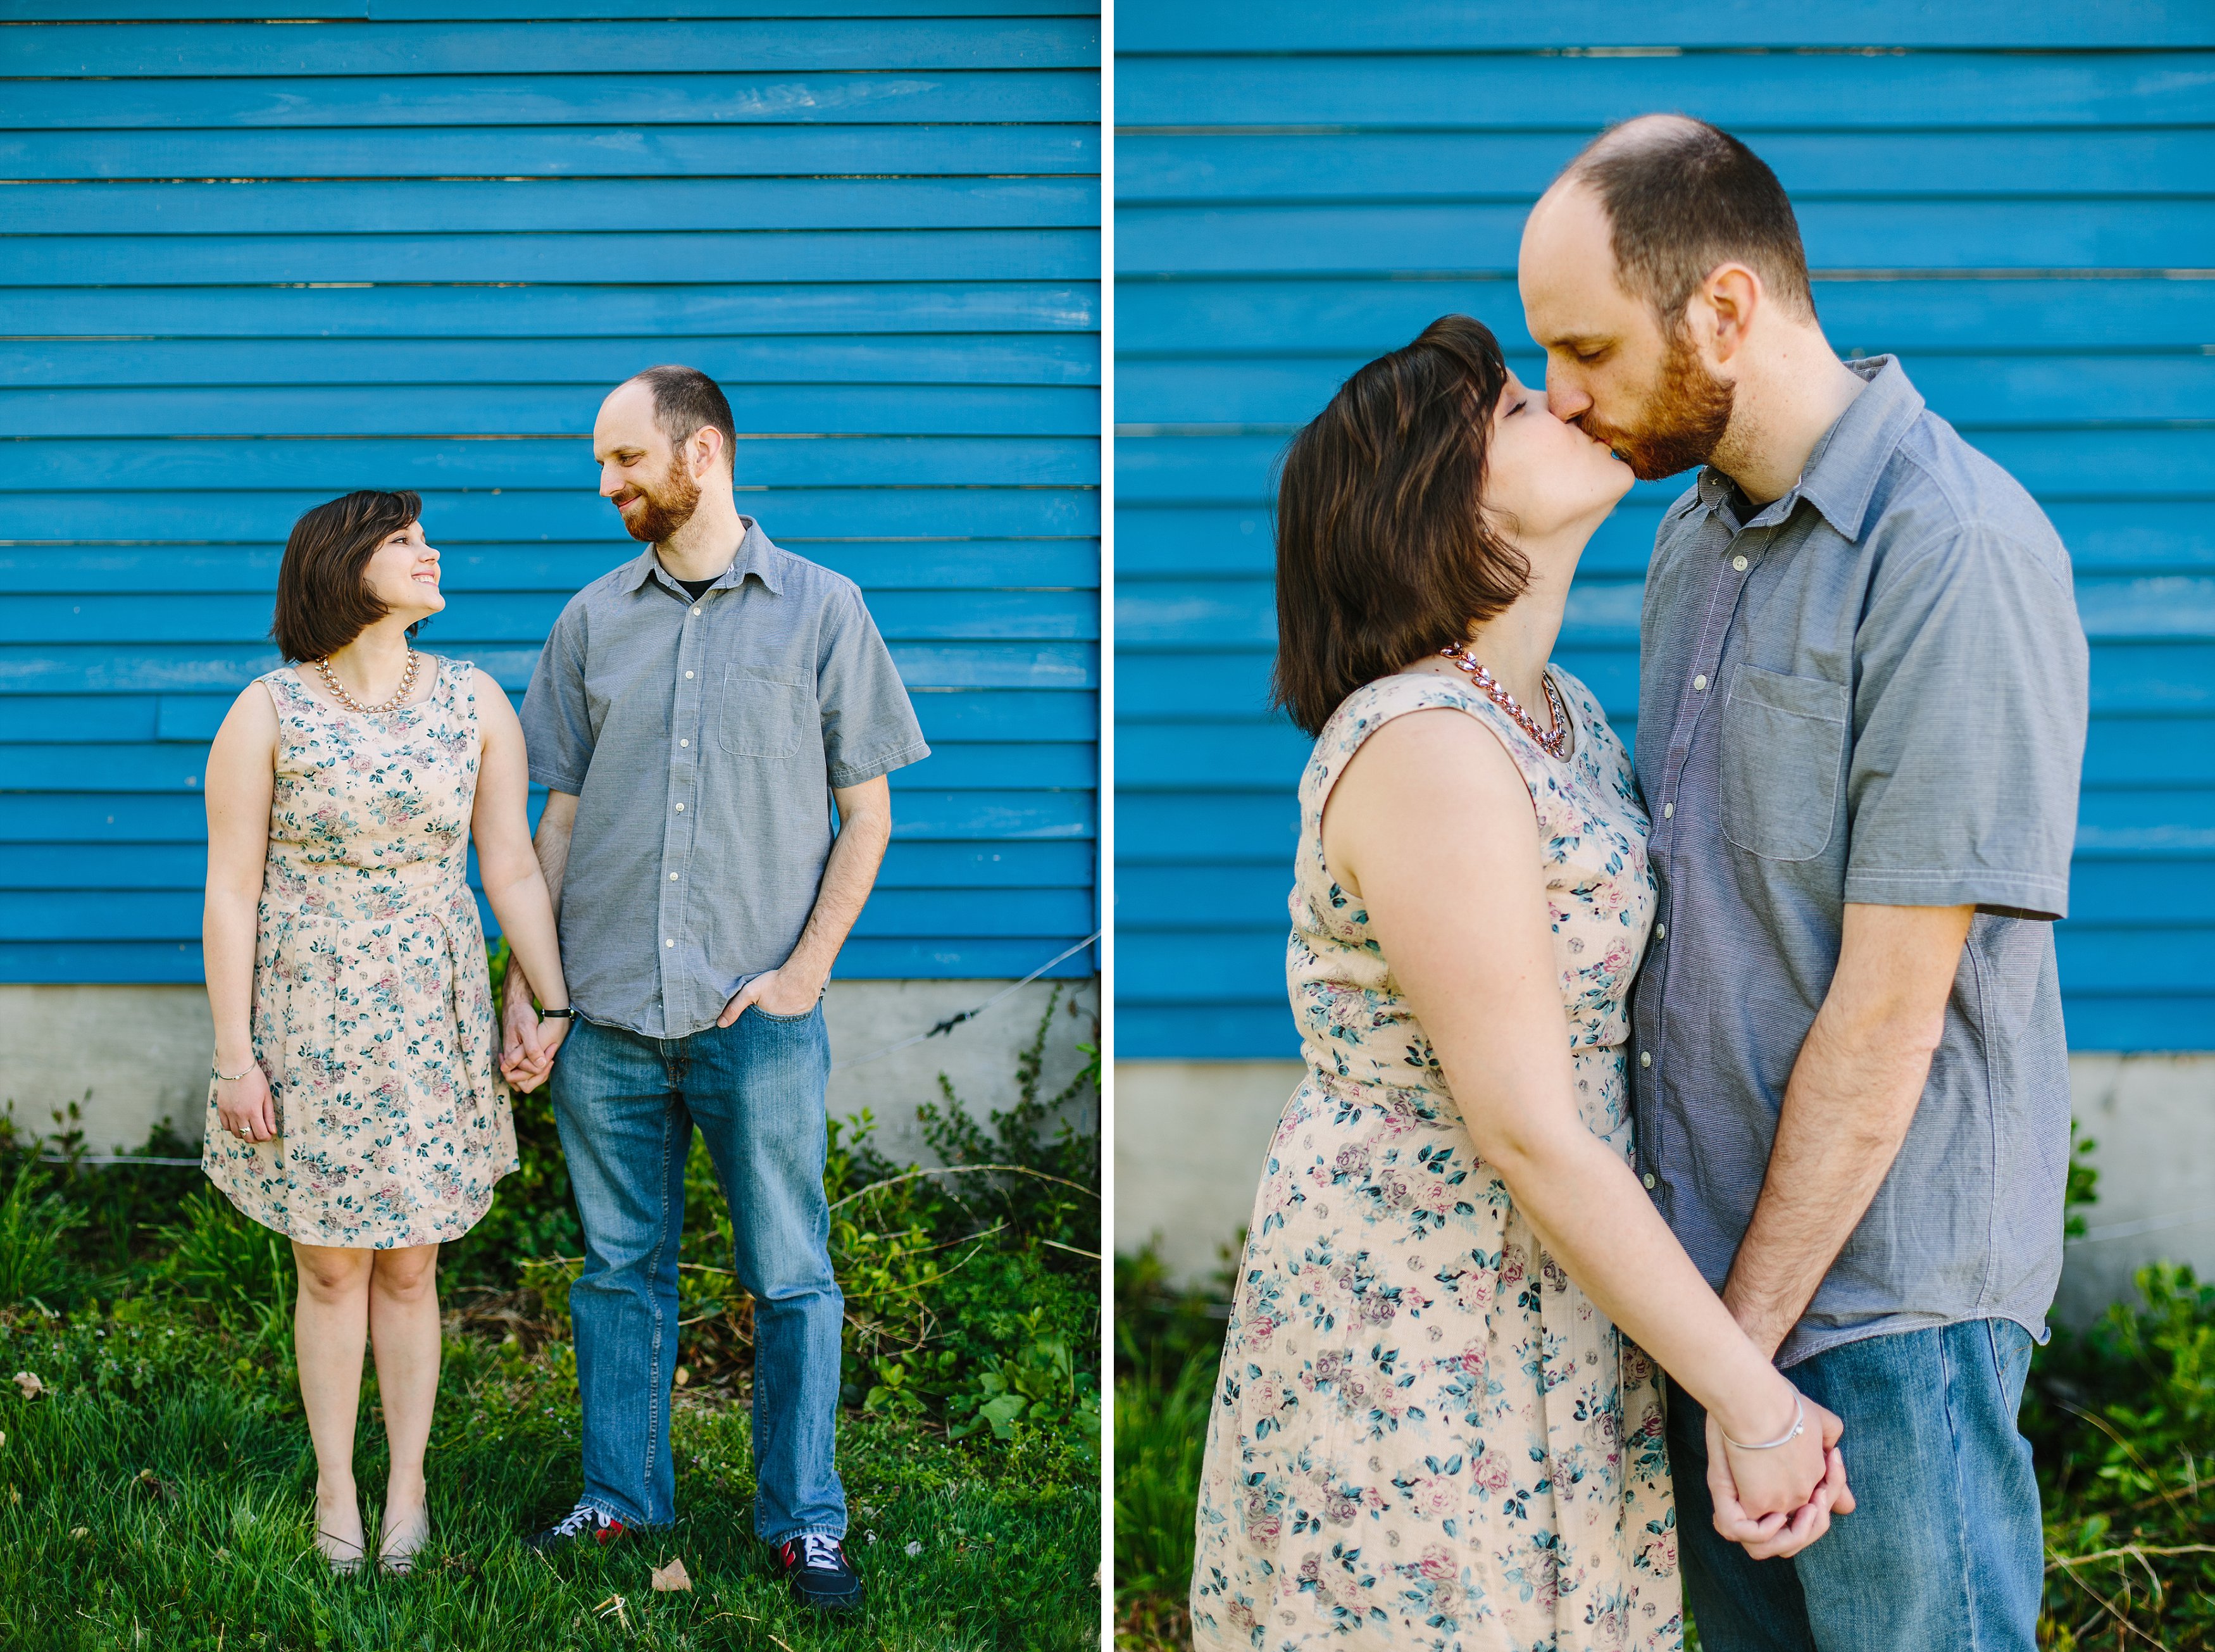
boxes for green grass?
[0,971,1103,1651]
[0,1306,1096,1650]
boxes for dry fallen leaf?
[12,1372,44,1401]
[134,1468,170,1502]
[649,1556,692,1593]
[673,1366,690,1389]
[70,1527,89,1540]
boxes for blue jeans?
[549,1006,845,1544]
[1668,1319,2043,1651]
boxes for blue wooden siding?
[0,2,1100,985]
[1114,3,2215,1056]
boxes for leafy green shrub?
[2028,1261,2215,1649]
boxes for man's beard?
[1580,326,1736,482]
[612,455,702,544]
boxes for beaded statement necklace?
[1438,642,1571,760]
[312,649,420,715]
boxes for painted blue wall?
[1114,2,2215,1056]
[0,1,1100,985]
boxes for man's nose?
[1547,379,1591,423]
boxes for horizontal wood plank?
[0,177,1101,237]
[4,18,1099,76]
[0,228,1101,287]
[3,281,1099,338]
[1117,52,2215,130]
[1113,0,2215,52]
[0,122,1099,182]
[0,70,1101,129]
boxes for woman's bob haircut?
[271,490,424,662]
[1271,315,1526,736]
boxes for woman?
[201,490,573,1574]
[1189,318,1852,1651]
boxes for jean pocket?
[1719,665,1849,861]
[715,665,811,758]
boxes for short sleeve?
[518,599,594,794]
[1844,525,2087,918]
[816,581,929,788]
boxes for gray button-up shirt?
[1630,356,2088,1367]
[520,519,929,1039]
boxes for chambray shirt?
[520,520,928,1039]
[1629,356,2088,1367]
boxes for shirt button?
[680,739,689,748]
[685,670,695,679]
[1639,1051,1652,1068]
[1663,802,1673,818]
[674,802,684,811]
[1731,554,1749,572]
[1655,923,1665,941]
[664,938,674,948]
[1692,674,1708,691]
[1643,1173,1657,1190]
[691,606,702,615]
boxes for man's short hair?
[1566,117,1816,325]
[629,364,737,472]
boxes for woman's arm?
[203,682,279,1142]
[470,671,572,1067]
[1324,707,1847,1539]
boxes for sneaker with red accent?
[777,1532,863,1612]
[527,1501,627,1552]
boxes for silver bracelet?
[212,1063,253,1083]
[1721,1391,1806,1451]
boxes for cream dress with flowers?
[202,656,516,1248]
[1190,669,1680,1652]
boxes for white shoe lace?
[551,1503,608,1538]
[799,1533,844,1571]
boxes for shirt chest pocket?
[1719,665,1850,862]
[714,664,811,759]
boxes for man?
[502,365,929,1613]
[1518,117,2087,1648]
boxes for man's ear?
[1700,262,1763,366]
[690,425,725,478]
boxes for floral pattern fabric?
[203,657,516,1249]
[1191,668,1680,1652]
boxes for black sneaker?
[527,1501,627,1552]
[777,1532,863,1612]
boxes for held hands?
[1707,1389,1855,1561]
[213,1061,277,1144]
[498,970,570,1091]
[717,965,821,1027]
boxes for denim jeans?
[1668,1318,2043,1652]
[549,1006,845,1544]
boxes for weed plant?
[0,964,1101,1649]
[1112,1132,2215,1651]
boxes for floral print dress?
[203,656,517,1249]
[1191,668,1680,1652]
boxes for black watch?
[540,1006,578,1021]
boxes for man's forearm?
[1722,902,1973,1356]
[780,798,890,988]
[507,792,575,1003]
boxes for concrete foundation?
[0,979,1099,1168]
[1116,1054,2215,1325]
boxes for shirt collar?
[1694,355,1926,541]
[620,515,785,598]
